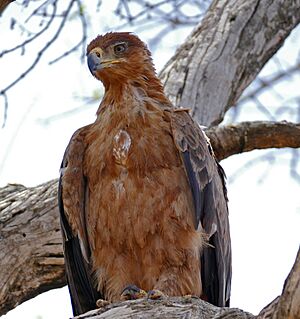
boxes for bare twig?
[0,1,54,58]
[0,0,88,125]
[238,63,300,105]
[115,0,209,43]
[49,0,88,64]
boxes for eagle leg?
[120,284,147,300]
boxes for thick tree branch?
[160,0,300,126]
[73,297,255,319]
[206,120,300,161]
[0,181,64,316]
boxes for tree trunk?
[1,0,300,317]
[160,0,300,126]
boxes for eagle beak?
[87,52,101,74]
[87,52,120,75]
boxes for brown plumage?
[59,32,231,316]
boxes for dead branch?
[0,0,87,125]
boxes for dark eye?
[114,43,126,55]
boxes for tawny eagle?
[59,32,231,316]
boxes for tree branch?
[0,181,64,316]
[160,0,300,126]
[0,0,88,126]
[73,297,255,319]
[206,120,300,161]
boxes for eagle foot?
[120,284,147,300]
[96,298,110,308]
[147,289,166,300]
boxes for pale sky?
[1,2,299,318]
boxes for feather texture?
[59,32,231,315]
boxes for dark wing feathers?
[182,151,204,228]
[58,126,100,316]
[171,109,232,307]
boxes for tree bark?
[206,120,300,161]
[0,181,65,316]
[160,0,300,126]
[73,297,255,319]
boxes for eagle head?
[86,32,154,84]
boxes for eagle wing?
[58,125,100,316]
[170,109,232,307]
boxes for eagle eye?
[114,43,126,55]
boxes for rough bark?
[0,181,65,316]
[160,0,300,126]
[73,297,255,319]
[206,120,300,161]
[0,121,299,316]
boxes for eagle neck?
[96,72,171,116]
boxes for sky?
[0,1,299,318]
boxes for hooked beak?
[87,52,120,75]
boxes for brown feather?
[83,94,203,301]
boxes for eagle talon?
[96,298,109,308]
[147,289,166,300]
[120,284,147,300]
